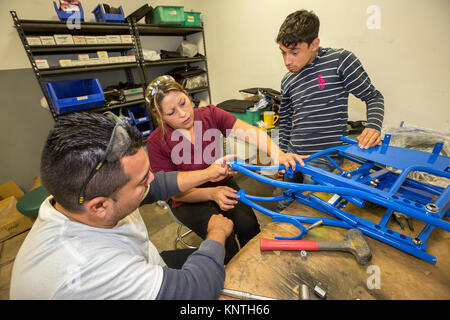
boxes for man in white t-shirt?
[10,111,235,300]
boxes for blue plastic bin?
[45,79,105,114]
[53,1,84,22]
[126,106,150,124]
[92,4,125,23]
[126,106,152,137]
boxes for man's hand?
[206,214,234,245]
[356,128,381,149]
[210,186,239,211]
[275,151,310,173]
[205,154,237,182]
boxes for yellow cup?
[263,111,279,126]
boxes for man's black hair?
[40,112,143,212]
[276,10,320,48]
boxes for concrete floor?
[0,172,277,300]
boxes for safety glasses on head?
[78,111,131,204]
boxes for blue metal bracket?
[231,136,450,264]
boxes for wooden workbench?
[223,193,450,300]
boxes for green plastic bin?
[150,6,184,25]
[183,11,201,26]
[230,107,268,126]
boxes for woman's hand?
[275,151,310,174]
[210,186,239,211]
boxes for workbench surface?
[222,193,450,300]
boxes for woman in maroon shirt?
[145,75,307,263]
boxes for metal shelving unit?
[11,10,212,121]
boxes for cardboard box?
[0,180,24,201]
[0,196,34,243]
[0,181,34,243]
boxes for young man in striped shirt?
[276,10,385,211]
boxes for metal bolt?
[413,237,423,245]
[300,250,307,260]
[307,220,323,230]
[425,203,439,213]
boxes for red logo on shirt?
[318,75,325,90]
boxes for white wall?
[200,0,450,133]
[2,0,449,132]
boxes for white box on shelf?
[120,35,133,44]
[59,59,73,67]
[85,36,98,44]
[78,54,90,64]
[73,36,86,45]
[127,55,136,62]
[26,37,42,46]
[97,51,109,59]
[106,35,122,44]
[35,59,50,69]
[96,36,108,44]
[108,56,120,64]
[54,34,74,45]
[40,36,56,45]
[89,58,100,65]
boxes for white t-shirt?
[10,196,166,299]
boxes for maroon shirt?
[147,105,237,206]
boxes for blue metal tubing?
[238,189,437,264]
[237,190,349,228]
[242,194,288,202]
[340,136,358,145]
[387,165,450,196]
[231,163,450,232]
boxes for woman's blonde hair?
[145,75,189,139]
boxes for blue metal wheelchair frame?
[230,136,450,264]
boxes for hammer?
[260,229,372,265]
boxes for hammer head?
[344,229,372,265]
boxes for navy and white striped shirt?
[279,47,384,155]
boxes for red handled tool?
[260,229,372,265]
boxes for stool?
[158,201,198,249]
[16,186,50,218]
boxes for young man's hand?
[206,214,234,245]
[205,154,237,182]
[357,128,381,149]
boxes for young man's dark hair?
[276,9,320,48]
[40,112,143,212]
